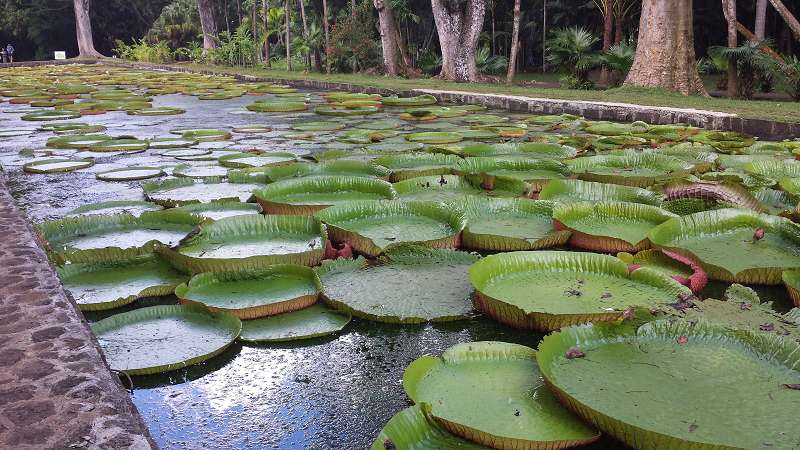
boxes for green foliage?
[209,27,259,66]
[114,39,173,63]
[775,55,800,102]
[329,2,380,72]
[601,40,635,87]
[713,40,776,99]
[546,27,602,88]
[145,0,201,50]
[475,46,508,75]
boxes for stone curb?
[0,172,157,450]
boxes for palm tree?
[546,27,602,86]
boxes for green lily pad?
[160,148,213,158]
[254,176,396,215]
[239,303,351,343]
[38,210,202,264]
[317,247,478,323]
[393,175,526,202]
[88,138,149,152]
[179,129,232,142]
[406,132,463,145]
[536,319,800,450]
[176,265,318,319]
[315,200,465,257]
[247,101,308,112]
[143,178,262,207]
[96,166,165,181]
[402,342,599,448]
[372,404,488,450]
[553,201,677,252]
[461,142,577,160]
[539,179,665,206]
[59,254,188,311]
[291,121,346,132]
[381,95,438,107]
[456,157,570,191]
[458,197,570,251]
[91,304,241,376]
[315,105,378,116]
[172,164,229,179]
[175,202,262,221]
[648,208,800,284]
[67,200,163,218]
[218,152,297,168]
[567,153,695,187]
[160,214,327,273]
[375,153,460,182]
[23,158,94,173]
[251,160,390,183]
[469,251,690,331]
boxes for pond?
[1,64,798,450]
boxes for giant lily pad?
[160,214,326,273]
[255,160,391,182]
[175,201,262,221]
[567,154,695,187]
[648,209,800,284]
[23,158,94,174]
[539,179,664,206]
[38,210,202,264]
[536,319,800,450]
[406,132,463,145]
[143,178,262,207]
[461,142,577,160]
[96,166,165,181]
[458,197,570,251]
[254,176,396,215]
[553,201,677,253]
[394,175,527,202]
[381,94,438,107]
[59,254,188,311]
[239,303,351,343]
[469,251,690,331]
[372,404,488,450]
[67,200,163,218]
[315,201,465,257]
[375,153,460,182]
[218,152,297,168]
[402,342,599,449]
[456,157,570,192]
[175,265,318,319]
[317,247,478,323]
[91,304,241,376]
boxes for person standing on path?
[0,48,5,63]
[6,44,14,63]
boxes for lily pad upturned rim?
[553,201,677,253]
[90,304,242,376]
[314,200,466,257]
[469,250,690,331]
[58,253,188,311]
[253,175,397,215]
[175,264,319,319]
[142,177,260,208]
[160,214,328,273]
[456,197,571,251]
[96,166,165,181]
[239,303,351,343]
[538,178,665,206]
[536,319,800,450]
[402,341,600,449]
[66,200,163,217]
[371,404,488,450]
[648,208,800,284]
[22,158,95,174]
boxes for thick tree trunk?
[624,0,706,96]
[285,0,292,70]
[298,0,310,69]
[431,0,486,82]
[197,0,218,51]
[755,0,768,39]
[374,0,413,76]
[322,0,331,73]
[722,0,739,98]
[614,12,624,43]
[769,0,800,41]
[600,0,615,86]
[252,0,259,62]
[505,0,521,84]
[73,0,102,57]
[263,0,270,66]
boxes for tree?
[768,0,800,41]
[197,0,218,51]
[74,0,102,57]
[263,0,270,66]
[595,0,615,85]
[297,0,310,69]
[624,0,706,96]
[374,0,414,76]
[506,0,521,83]
[431,0,486,82]
[722,0,739,97]
[755,0,768,39]
[285,0,291,70]
[322,0,331,73]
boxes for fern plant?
[546,27,602,88]
[602,40,635,87]
[713,40,776,99]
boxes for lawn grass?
[144,61,800,124]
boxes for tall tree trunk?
[755,0,768,39]
[600,0,614,86]
[252,0,259,63]
[285,0,292,70]
[73,0,102,57]
[723,0,739,98]
[374,0,413,75]
[237,0,243,24]
[624,0,706,95]
[614,11,624,43]
[351,0,356,16]
[768,0,800,41]
[505,0,521,84]
[322,0,331,73]
[197,0,218,51]
[263,0,270,66]
[298,0,310,69]
[431,0,486,82]
[491,3,496,55]
[224,0,231,34]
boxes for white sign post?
[54,51,66,60]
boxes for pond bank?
[0,172,156,450]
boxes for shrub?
[546,27,602,89]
